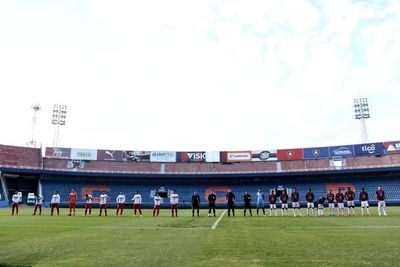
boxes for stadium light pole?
[26,103,41,148]
[51,104,67,147]
[353,98,370,144]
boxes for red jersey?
[280,193,288,204]
[69,192,77,204]
[269,194,277,204]
[345,190,355,201]
[326,193,335,203]
[306,192,314,202]
[335,192,344,203]
[291,192,299,202]
[376,190,385,201]
[359,191,369,201]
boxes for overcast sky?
[0,0,399,151]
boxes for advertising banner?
[303,147,330,159]
[150,151,177,162]
[226,151,252,163]
[70,148,98,160]
[329,145,355,158]
[122,151,150,162]
[383,141,400,154]
[354,143,384,156]
[97,150,124,161]
[205,151,220,163]
[251,150,277,161]
[179,152,206,162]
[45,147,71,159]
[277,148,304,161]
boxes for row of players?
[10,186,388,217]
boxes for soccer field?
[0,207,399,267]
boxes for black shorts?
[208,203,216,209]
[192,205,199,209]
[227,203,235,209]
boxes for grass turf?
[0,207,399,267]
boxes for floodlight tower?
[51,104,67,147]
[353,98,370,144]
[26,103,41,148]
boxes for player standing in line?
[132,191,143,217]
[226,189,235,217]
[192,191,201,217]
[84,193,93,216]
[280,189,289,216]
[269,190,278,216]
[11,191,20,215]
[153,193,162,217]
[291,188,302,217]
[256,189,266,216]
[170,190,179,217]
[208,189,217,217]
[68,189,77,216]
[326,190,335,216]
[99,191,109,216]
[317,196,326,216]
[359,188,370,216]
[50,191,60,216]
[335,189,345,216]
[376,186,387,216]
[33,193,43,216]
[306,189,315,216]
[116,192,125,216]
[243,190,253,217]
[345,187,356,216]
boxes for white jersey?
[132,194,142,204]
[99,194,108,205]
[12,194,20,204]
[116,194,126,204]
[170,193,179,205]
[35,195,43,205]
[51,194,60,204]
[154,195,162,206]
[85,195,93,204]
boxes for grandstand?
[1,141,400,207]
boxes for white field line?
[211,209,227,230]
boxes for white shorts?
[270,204,277,209]
[318,204,324,209]
[361,201,369,208]
[378,201,386,208]
[328,203,335,209]
[347,201,355,207]
[281,203,288,209]
[292,202,300,208]
[338,203,344,209]
[307,202,314,208]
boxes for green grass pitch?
[0,207,399,267]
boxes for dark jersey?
[376,190,385,201]
[269,194,277,204]
[243,194,252,206]
[280,193,288,204]
[192,194,200,207]
[208,193,216,204]
[359,191,369,201]
[291,192,300,202]
[335,192,344,203]
[306,192,314,203]
[318,197,326,205]
[226,192,235,204]
[326,193,335,203]
[345,190,355,201]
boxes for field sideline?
[1,207,399,267]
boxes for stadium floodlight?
[51,104,67,147]
[353,98,370,144]
[26,103,41,148]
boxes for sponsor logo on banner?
[251,150,277,161]
[180,152,206,162]
[277,148,304,161]
[122,151,150,162]
[71,148,98,160]
[329,145,354,158]
[150,151,177,162]
[383,141,400,154]
[97,150,124,161]
[205,151,220,163]
[226,151,252,163]
[303,147,329,159]
[45,147,71,159]
[354,143,384,156]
